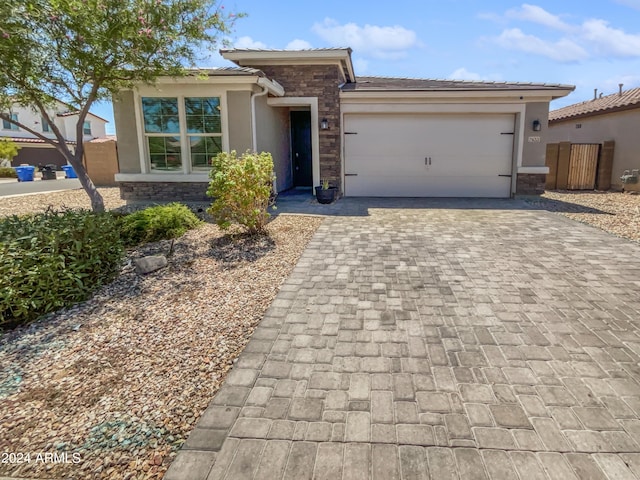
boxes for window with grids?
[83,121,92,135]
[141,97,222,172]
[42,117,52,133]
[2,113,19,131]
[142,97,182,171]
[185,97,222,171]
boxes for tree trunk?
[66,152,105,213]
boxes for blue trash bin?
[15,166,35,182]
[62,165,78,179]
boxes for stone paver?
[164,198,640,479]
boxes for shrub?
[207,150,275,235]
[0,209,124,329]
[0,167,16,178]
[117,203,202,247]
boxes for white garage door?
[344,114,515,197]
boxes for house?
[113,48,574,202]
[548,86,640,190]
[1,101,108,168]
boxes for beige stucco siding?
[548,108,640,188]
[226,90,252,152]
[255,95,292,192]
[113,90,141,174]
[521,102,550,167]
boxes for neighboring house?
[0,101,108,168]
[548,86,640,190]
[113,48,573,202]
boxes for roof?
[220,48,355,83]
[342,76,575,93]
[89,135,116,143]
[56,110,109,123]
[549,87,640,122]
[184,66,266,76]
[3,136,76,145]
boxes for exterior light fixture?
[532,119,541,131]
[320,118,329,130]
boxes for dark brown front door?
[291,111,312,187]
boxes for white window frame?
[42,116,52,133]
[3,113,19,131]
[83,120,92,135]
[137,93,227,175]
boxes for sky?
[94,0,640,134]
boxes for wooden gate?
[567,144,599,190]
[546,141,614,190]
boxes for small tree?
[0,138,20,167]
[207,151,275,235]
[0,0,241,212]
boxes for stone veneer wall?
[256,64,345,192]
[516,174,546,195]
[119,182,209,202]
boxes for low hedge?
[116,203,203,247]
[0,167,16,178]
[0,209,124,329]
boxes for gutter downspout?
[250,78,270,152]
[250,77,273,192]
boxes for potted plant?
[315,178,337,204]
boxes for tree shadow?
[209,232,276,268]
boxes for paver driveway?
[166,199,640,479]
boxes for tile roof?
[549,87,640,122]
[88,135,116,143]
[220,47,352,54]
[3,136,76,145]
[186,66,265,76]
[342,76,575,92]
[56,110,110,123]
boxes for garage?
[343,113,515,198]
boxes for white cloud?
[505,4,572,31]
[234,36,267,49]
[448,68,502,82]
[495,28,588,62]
[285,39,313,50]
[312,18,420,59]
[615,0,640,10]
[485,5,640,62]
[581,19,640,57]
[449,68,483,81]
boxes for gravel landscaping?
[2,187,640,479]
[525,190,640,242]
[0,193,323,479]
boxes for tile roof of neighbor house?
[57,110,110,123]
[185,66,266,76]
[549,87,640,122]
[342,76,575,93]
[88,135,116,143]
[6,136,76,145]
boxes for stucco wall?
[255,95,292,192]
[522,102,550,167]
[548,108,640,188]
[113,90,141,174]
[226,90,252,153]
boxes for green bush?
[0,209,124,329]
[116,203,202,247]
[207,150,275,235]
[0,167,16,178]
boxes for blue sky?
[95,0,640,134]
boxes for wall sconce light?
[320,118,329,130]
[532,119,541,131]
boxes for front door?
[290,111,312,187]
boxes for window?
[141,96,222,173]
[2,113,19,131]
[185,97,222,171]
[42,117,52,133]
[83,121,92,135]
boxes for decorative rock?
[134,255,168,275]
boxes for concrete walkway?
[166,198,640,479]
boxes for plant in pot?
[315,178,337,204]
